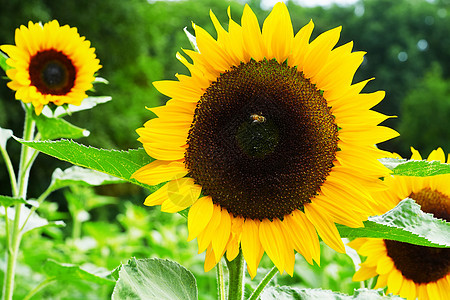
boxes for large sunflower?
[1,20,101,115]
[349,147,450,300]
[132,3,398,278]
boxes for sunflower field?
[0,0,449,299]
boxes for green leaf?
[41,96,112,118]
[112,258,197,300]
[42,259,115,285]
[380,157,450,176]
[16,139,156,191]
[260,287,401,299]
[338,199,450,248]
[0,127,14,150]
[34,114,89,140]
[0,195,28,207]
[0,51,11,72]
[49,166,124,192]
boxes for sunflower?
[132,3,398,278]
[1,20,101,115]
[349,147,450,300]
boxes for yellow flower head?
[1,20,101,115]
[133,3,398,278]
[349,147,450,300]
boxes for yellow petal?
[312,198,364,228]
[131,160,188,186]
[347,238,368,252]
[211,208,232,261]
[304,203,345,253]
[290,20,314,69]
[161,177,202,213]
[352,266,377,281]
[241,219,263,279]
[376,255,394,275]
[143,181,171,206]
[387,269,403,294]
[426,282,441,300]
[226,216,244,261]
[142,143,186,161]
[338,126,399,145]
[197,204,222,253]
[204,246,218,272]
[436,277,449,300]
[241,4,265,61]
[153,80,203,103]
[194,23,233,73]
[418,284,430,300]
[374,273,388,289]
[399,279,416,300]
[261,2,293,62]
[427,147,446,163]
[303,26,341,79]
[188,196,214,241]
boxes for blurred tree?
[398,64,450,155]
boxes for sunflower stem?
[2,106,36,300]
[216,260,226,300]
[248,265,278,300]
[0,142,18,197]
[225,250,245,300]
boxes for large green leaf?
[41,96,112,118]
[17,139,156,191]
[380,157,450,176]
[49,166,124,192]
[260,287,401,299]
[112,258,197,300]
[42,259,114,284]
[338,199,450,248]
[34,114,89,140]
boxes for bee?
[250,113,266,124]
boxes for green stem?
[216,260,225,300]
[4,206,11,252]
[225,250,245,300]
[72,211,82,241]
[0,145,18,197]
[20,186,53,232]
[248,266,278,300]
[22,277,57,300]
[2,106,36,300]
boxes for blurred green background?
[1,0,450,299]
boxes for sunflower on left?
[1,20,101,115]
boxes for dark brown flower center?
[410,187,450,221]
[384,187,450,283]
[29,49,76,95]
[185,59,339,220]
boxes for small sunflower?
[133,3,398,278]
[1,20,101,115]
[349,147,450,300]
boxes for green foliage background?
[1,0,450,299]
